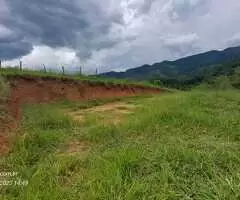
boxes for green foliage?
[0,76,9,97]
[211,76,233,89]
[202,61,240,89]
[148,61,240,90]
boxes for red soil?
[7,76,164,118]
[0,76,164,154]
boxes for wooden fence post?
[0,60,2,69]
[62,66,65,75]
[80,66,82,75]
[19,61,22,71]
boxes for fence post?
[96,68,98,75]
[62,66,65,75]
[80,66,82,75]
[19,61,22,71]
[0,60,1,69]
[43,64,47,73]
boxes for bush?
[212,76,233,89]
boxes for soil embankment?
[0,75,164,154]
[7,76,164,119]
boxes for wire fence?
[0,60,100,76]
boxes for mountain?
[100,46,240,81]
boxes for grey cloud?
[163,33,200,58]
[0,27,22,43]
[227,33,240,47]
[139,0,156,14]
[169,0,208,21]
[0,23,32,59]
[2,0,124,60]
[0,41,33,60]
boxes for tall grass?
[0,76,9,97]
[1,90,240,199]
[0,76,9,119]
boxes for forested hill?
[100,46,240,80]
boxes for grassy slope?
[1,90,240,199]
[0,67,160,89]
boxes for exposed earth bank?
[8,76,164,106]
[5,75,165,127]
[0,76,165,154]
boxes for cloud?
[0,24,33,60]
[6,46,80,71]
[228,33,240,47]
[164,33,199,46]
[1,0,240,73]
[3,0,125,60]
[168,0,208,21]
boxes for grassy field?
[1,90,240,199]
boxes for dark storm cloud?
[1,0,124,60]
[0,23,32,60]
[0,40,33,60]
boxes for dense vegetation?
[1,90,239,199]
[100,46,240,90]
[150,60,240,90]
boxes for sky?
[1,0,240,74]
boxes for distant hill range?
[100,46,240,80]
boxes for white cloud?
[164,33,199,46]
[5,46,80,72]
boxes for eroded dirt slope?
[0,76,164,154]
[8,76,162,102]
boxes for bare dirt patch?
[66,102,138,125]
[58,140,90,156]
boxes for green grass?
[0,67,161,89]
[1,90,240,199]
[0,76,9,119]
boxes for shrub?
[212,75,233,90]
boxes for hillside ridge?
[100,46,240,80]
